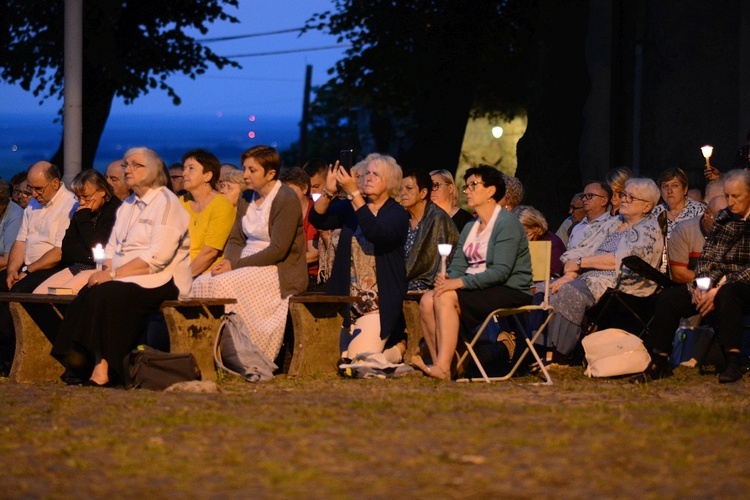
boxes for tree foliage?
[303,0,535,169]
[0,0,241,170]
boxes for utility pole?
[299,64,313,165]
[63,0,83,184]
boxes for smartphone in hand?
[339,149,354,173]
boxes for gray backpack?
[213,313,277,382]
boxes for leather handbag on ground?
[123,345,201,390]
[582,328,651,378]
[214,313,276,382]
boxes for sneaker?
[630,355,673,384]
[718,364,743,384]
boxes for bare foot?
[411,354,450,380]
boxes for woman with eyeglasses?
[10,172,32,209]
[530,178,664,364]
[310,153,410,364]
[52,147,191,387]
[180,149,235,277]
[33,169,121,294]
[429,169,474,232]
[416,165,533,380]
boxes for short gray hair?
[723,169,750,193]
[124,147,167,188]
[625,177,660,212]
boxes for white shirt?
[106,186,192,296]
[463,205,501,275]
[16,185,77,265]
[567,211,612,250]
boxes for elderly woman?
[218,166,245,208]
[0,180,24,272]
[192,146,307,363]
[310,153,410,363]
[33,169,121,293]
[605,166,632,215]
[51,147,191,386]
[430,169,474,232]
[533,178,664,361]
[499,173,524,211]
[180,149,235,277]
[652,167,705,238]
[513,205,565,277]
[416,165,533,380]
[401,169,459,291]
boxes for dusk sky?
[0,0,347,121]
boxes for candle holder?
[701,145,714,169]
[437,243,453,278]
[92,243,106,272]
[695,276,711,292]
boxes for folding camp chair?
[455,240,555,385]
[585,255,674,339]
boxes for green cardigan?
[448,207,532,293]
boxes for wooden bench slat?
[289,294,361,304]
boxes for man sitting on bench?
[0,161,76,375]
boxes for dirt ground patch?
[1,366,749,498]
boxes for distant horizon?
[0,112,301,177]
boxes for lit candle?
[695,276,711,292]
[437,243,453,278]
[92,243,106,271]
[700,145,714,169]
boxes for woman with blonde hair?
[310,153,410,363]
[605,166,633,215]
[513,205,565,277]
[429,169,474,232]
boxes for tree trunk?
[515,0,591,229]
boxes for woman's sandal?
[411,354,450,380]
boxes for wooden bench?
[287,291,426,376]
[287,294,360,376]
[0,293,235,383]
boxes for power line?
[200,27,306,43]
[225,44,350,58]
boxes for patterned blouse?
[652,198,706,238]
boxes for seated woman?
[533,178,664,361]
[0,180,24,272]
[513,205,565,277]
[180,149,235,277]
[400,169,459,291]
[34,169,121,293]
[51,147,191,386]
[279,167,321,290]
[309,153,410,363]
[192,146,307,363]
[416,165,533,380]
[652,167,705,238]
[605,166,632,216]
[218,167,245,208]
[430,169,474,232]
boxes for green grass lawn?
[1,367,749,498]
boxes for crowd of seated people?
[2,142,749,386]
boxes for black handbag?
[123,345,201,390]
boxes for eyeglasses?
[432,182,449,191]
[579,193,605,201]
[569,204,584,211]
[27,180,52,194]
[618,191,649,203]
[121,161,146,171]
[462,181,485,193]
[74,191,101,202]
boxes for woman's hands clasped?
[433,274,463,297]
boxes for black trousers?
[647,283,750,354]
[51,279,178,383]
[0,266,63,364]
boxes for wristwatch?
[21,265,30,274]
[576,257,583,268]
[347,190,361,201]
[321,189,336,200]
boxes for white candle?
[92,243,106,271]
[437,243,453,278]
[695,276,711,291]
